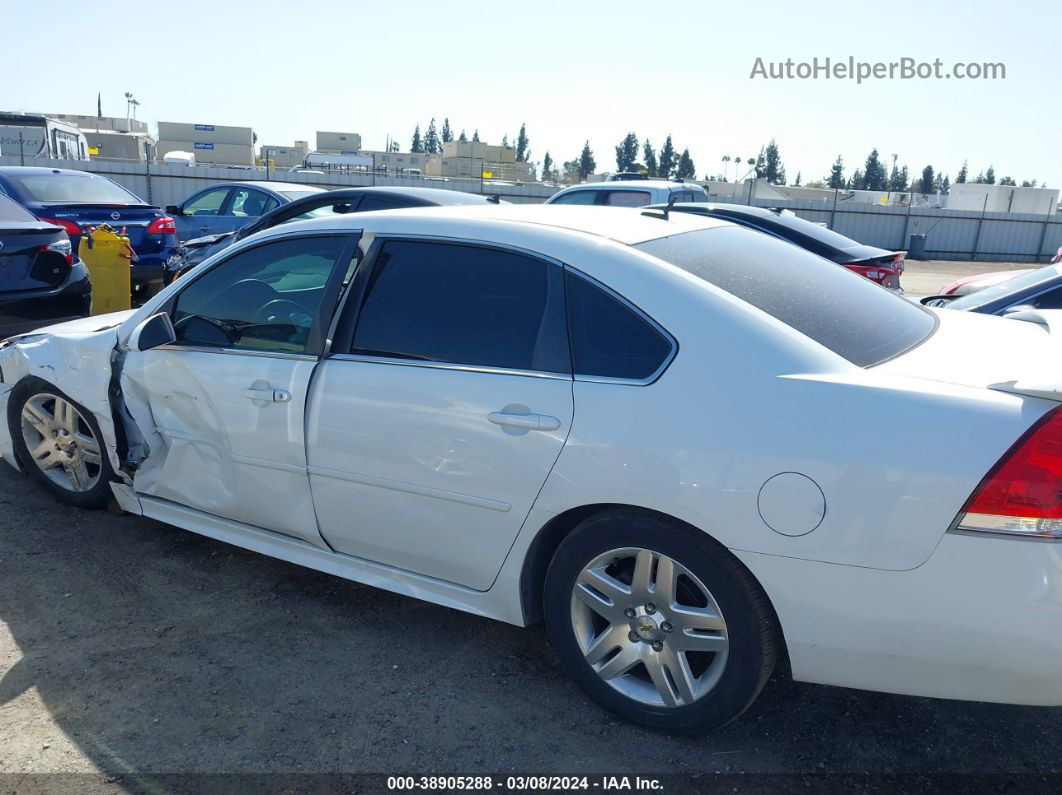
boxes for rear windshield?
[759,211,860,249]
[635,226,935,367]
[947,264,1060,310]
[10,173,140,204]
[0,193,35,221]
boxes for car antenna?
[662,193,679,219]
[487,193,501,204]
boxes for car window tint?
[10,173,138,204]
[565,271,673,380]
[604,191,651,207]
[1030,286,1062,310]
[184,188,230,216]
[551,190,597,205]
[172,236,345,354]
[688,190,709,203]
[635,226,935,367]
[352,240,569,373]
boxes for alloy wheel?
[569,547,729,708]
[20,394,104,493]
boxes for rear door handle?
[243,387,292,403]
[488,411,561,431]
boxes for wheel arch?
[518,502,789,671]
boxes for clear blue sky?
[6,0,1059,187]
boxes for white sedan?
[1,205,1061,733]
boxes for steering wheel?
[257,299,312,327]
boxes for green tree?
[562,158,581,183]
[985,166,996,185]
[643,139,658,177]
[753,146,766,179]
[862,149,887,191]
[999,176,1016,186]
[826,155,846,189]
[956,160,968,183]
[849,168,865,190]
[501,133,509,148]
[794,171,802,187]
[578,140,596,179]
[472,129,480,142]
[676,148,696,179]
[458,129,468,143]
[516,123,529,162]
[658,135,677,178]
[1021,179,1038,187]
[615,132,639,171]
[763,139,785,184]
[388,139,400,153]
[888,158,909,191]
[441,118,453,143]
[542,151,553,181]
[919,165,935,194]
[424,118,440,154]
[410,124,423,153]
[941,175,951,194]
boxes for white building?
[947,183,1059,215]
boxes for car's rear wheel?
[9,377,115,508]
[543,508,778,733]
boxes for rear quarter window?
[635,226,935,367]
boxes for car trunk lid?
[0,223,70,292]
[35,204,161,246]
[875,308,1062,400]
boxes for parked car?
[0,193,89,337]
[0,167,177,298]
[662,203,906,289]
[5,205,1062,734]
[546,179,708,207]
[933,247,1062,297]
[166,181,324,241]
[921,262,1062,315]
[163,186,504,283]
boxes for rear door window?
[183,187,230,216]
[636,226,935,367]
[551,190,598,205]
[603,191,652,207]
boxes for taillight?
[147,217,176,235]
[37,217,82,237]
[893,252,905,274]
[40,237,74,266]
[957,405,1062,538]
[842,264,889,284]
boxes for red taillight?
[37,217,82,237]
[958,406,1062,537]
[147,217,176,235]
[842,263,891,284]
[40,237,74,266]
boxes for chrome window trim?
[328,353,572,381]
[154,344,317,362]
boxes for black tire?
[543,508,778,734]
[8,376,116,509]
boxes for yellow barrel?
[77,225,133,315]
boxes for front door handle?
[488,411,561,431]
[243,387,292,403]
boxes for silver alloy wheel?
[20,393,103,493]
[570,547,729,708]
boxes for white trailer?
[0,113,90,160]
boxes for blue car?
[165,181,323,242]
[0,167,178,298]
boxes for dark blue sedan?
[0,167,177,298]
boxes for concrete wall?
[2,154,1058,262]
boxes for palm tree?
[721,154,731,181]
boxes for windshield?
[947,265,1060,309]
[10,173,141,204]
[765,212,861,249]
[635,226,936,367]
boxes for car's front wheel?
[8,377,115,508]
[543,509,779,733]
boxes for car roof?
[312,186,498,204]
[559,180,700,192]
[0,166,110,177]
[206,181,321,193]
[268,203,729,245]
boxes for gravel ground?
[1,257,1059,789]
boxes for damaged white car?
[3,204,1062,734]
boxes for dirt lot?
[1,258,1059,789]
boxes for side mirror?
[127,312,176,352]
[165,204,184,216]
[1003,304,1036,316]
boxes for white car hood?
[18,309,137,338]
[876,308,1062,401]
